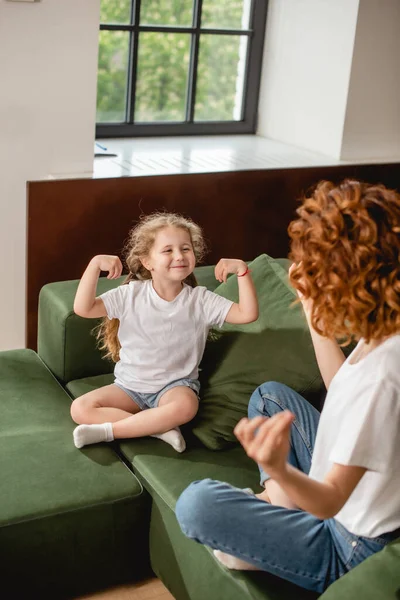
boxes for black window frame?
[96,0,268,138]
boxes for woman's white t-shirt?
[100,280,233,393]
[309,335,400,537]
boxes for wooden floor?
[76,578,175,600]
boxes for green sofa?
[1,256,399,600]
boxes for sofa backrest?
[37,265,219,385]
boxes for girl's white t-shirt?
[309,335,400,537]
[100,280,233,393]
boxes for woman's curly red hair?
[288,179,400,344]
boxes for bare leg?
[70,384,141,424]
[148,386,199,452]
[71,385,141,448]
[112,386,198,438]
[72,385,198,450]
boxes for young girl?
[176,180,400,593]
[71,212,258,453]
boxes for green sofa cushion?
[121,438,260,510]
[191,254,323,450]
[67,373,115,398]
[0,350,142,522]
[0,349,150,596]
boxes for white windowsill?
[92,135,400,179]
[41,135,400,181]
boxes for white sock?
[151,427,186,453]
[73,423,114,448]
[213,550,260,571]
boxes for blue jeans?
[176,382,399,593]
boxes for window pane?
[135,32,190,122]
[201,0,251,30]
[140,0,194,26]
[100,0,131,24]
[195,35,247,121]
[96,31,130,123]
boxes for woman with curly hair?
[176,180,400,593]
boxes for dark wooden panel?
[27,164,400,349]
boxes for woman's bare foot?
[255,488,271,502]
[213,550,260,571]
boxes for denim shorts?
[115,378,200,411]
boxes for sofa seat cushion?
[67,372,115,398]
[1,350,142,521]
[119,437,260,511]
[0,350,150,597]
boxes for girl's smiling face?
[143,226,196,283]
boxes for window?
[96,0,267,137]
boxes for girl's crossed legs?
[175,382,391,593]
[70,380,199,452]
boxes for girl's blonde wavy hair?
[288,179,400,345]
[96,212,206,362]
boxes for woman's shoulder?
[380,334,400,372]
[377,334,400,360]
[359,335,400,390]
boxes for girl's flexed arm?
[215,259,258,324]
[74,255,123,318]
[235,414,366,520]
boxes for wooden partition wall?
[27,163,400,349]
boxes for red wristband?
[237,266,250,277]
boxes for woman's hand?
[91,255,123,279]
[215,258,247,283]
[234,412,294,478]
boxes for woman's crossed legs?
[175,382,378,593]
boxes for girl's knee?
[163,398,198,425]
[180,398,199,423]
[70,397,91,424]
[70,399,80,423]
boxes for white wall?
[257,0,360,157]
[341,0,400,160]
[0,0,100,350]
